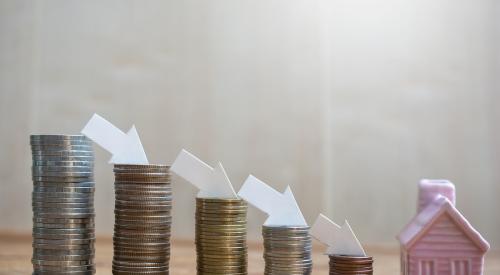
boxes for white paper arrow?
[170,149,237,198]
[81,113,148,164]
[310,214,366,256]
[237,175,307,226]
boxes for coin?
[31,145,93,152]
[195,197,247,275]
[30,135,95,274]
[328,254,373,275]
[262,225,312,275]
[31,156,95,162]
[112,164,172,274]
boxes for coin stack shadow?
[262,226,313,275]
[195,198,248,275]
[30,135,95,275]
[112,164,172,275]
[329,255,373,275]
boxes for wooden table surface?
[1,232,498,275]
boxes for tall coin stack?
[30,135,95,275]
[195,198,248,275]
[262,226,313,275]
[112,164,172,275]
[329,255,373,275]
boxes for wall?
[0,0,498,247]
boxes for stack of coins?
[195,198,248,275]
[112,164,172,275]
[30,135,95,275]
[329,255,373,275]
[262,225,313,275]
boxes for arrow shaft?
[310,214,340,246]
[81,114,127,154]
[170,150,213,191]
[238,176,282,215]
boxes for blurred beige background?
[0,0,499,249]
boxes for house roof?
[397,195,490,252]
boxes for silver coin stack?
[30,135,95,275]
[262,226,313,275]
[113,164,172,275]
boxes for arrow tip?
[237,174,259,199]
[197,161,238,199]
[109,123,148,164]
[326,219,366,256]
[171,150,237,199]
[264,185,307,226]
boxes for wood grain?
[0,233,498,275]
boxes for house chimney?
[417,179,456,212]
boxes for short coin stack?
[30,134,95,275]
[112,164,172,275]
[262,225,313,275]
[329,255,373,275]
[195,198,248,275]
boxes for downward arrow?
[310,214,366,256]
[238,175,307,226]
[81,113,148,164]
[170,149,237,198]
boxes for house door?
[419,260,435,275]
[451,260,471,275]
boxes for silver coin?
[33,223,94,230]
[32,265,95,272]
[31,155,95,161]
[33,227,94,234]
[33,160,94,166]
[30,134,88,140]
[34,182,95,188]
[32,171,94,177]
[32,243,94,249]
[33,247,94,255]
[33,209,95,215]
[32,200,94,206]
[33,238,94,245]
[32,177,94,183]
[114,180,170,185]
[32,166,93,171]
[33,191,94,197]
[262,225,312,275]
[33,217,94,223]
[33,230,95,236]
[33,255,94,262]
[33,213,95,219]
[32,150,94,155]
[30,139,90,147]
[31,144,93,152]
[32,258,94,266]
[33,187,94,194]
[32,271,94,275]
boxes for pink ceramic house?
[397,179,490,275]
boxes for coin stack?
[262,225,313,275]
[112,164,172,275]
[195,198,248,275]
[329,255,373,275]
[30,134,95,275]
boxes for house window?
[451,259,471,275]
[419,260,435,275]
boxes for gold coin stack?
[262,225,312,275]
[329,255,373,275]
[30,135,95,275]
[112,164,172,275]
[195,198,248,275]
